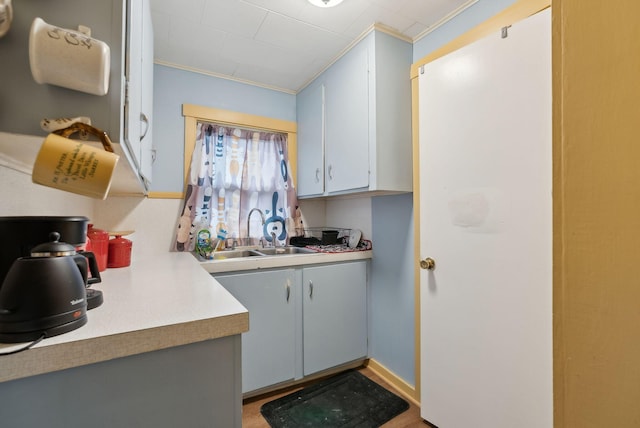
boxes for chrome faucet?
[246,208,265,246]
[271,231,281,250]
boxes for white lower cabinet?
[302,262,368,375]
[213,260,367,394]
[214,269,296,393]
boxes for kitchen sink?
[211,249,263,260]
[210,246,316,260]
[253,247,317,256]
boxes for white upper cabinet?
[296,30,413,198]
[0,0,153,195]
[296,83,325,196]
[125,0,154,186]
[324,43,370,194]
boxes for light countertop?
[0,247,372,384]
[0,251,249,383]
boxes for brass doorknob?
[420,257,436,270]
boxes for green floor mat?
[260,370,409,427]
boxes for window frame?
[181,104,297,198]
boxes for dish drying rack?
[298,227,351,243]
[290,227,372,252]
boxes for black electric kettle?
[0,232,100,343]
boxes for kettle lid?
[30,232,77,257]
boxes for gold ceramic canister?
[32,132,119,199]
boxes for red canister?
[87,224,109,271]
[108,235,132,268]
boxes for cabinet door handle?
[309,280,313,298]
[140,112,150,140]
[286,279,291,303]
[315,168,321,183]
[328,165,333,180]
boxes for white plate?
[348,229,361,248]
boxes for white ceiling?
[149,0,476,93]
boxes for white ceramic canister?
[28,17,110,96]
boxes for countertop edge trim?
[0,312,249,383]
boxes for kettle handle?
[77,251,101,285]
[72,254,89,286]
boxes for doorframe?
[409,0,551,403]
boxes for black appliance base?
[87,289,103,310]
[0,315,87,343]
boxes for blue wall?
[413,0,519,61]
[370,194,415,384]
[151,65,296,192]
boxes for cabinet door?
[139,0,154,184]
[296,83,324,197]
[324,45,369,194]
[124,0,142,174]
[124,0,153,184]
[302,261,367,376]
[215,269,296,393]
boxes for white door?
[419,9,552,428]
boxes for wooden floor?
[242,366,426,427]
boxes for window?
[173,104,302,255]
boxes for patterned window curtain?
[174,122,303,256]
